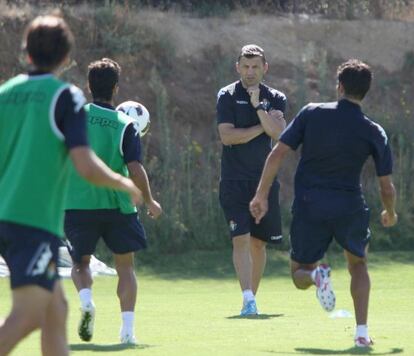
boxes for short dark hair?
[88,58,121,101]
[337,59,372,100]
[23,15,73,72]
[237,44,266,64]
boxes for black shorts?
[0,221,60,291]
[219,180,282,244]
[64,209,147,263]
[290,207,371,264]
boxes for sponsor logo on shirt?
[236,100,249,104]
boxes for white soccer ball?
[116,100,150,137]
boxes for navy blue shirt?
[55,87,88,149]
[217,80,287,180]
[280,99,392,214]
[27,71,88,149]
[93,102,142,164]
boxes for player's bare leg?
[41,281,69,356]
[114,252,137,312]
[344,248,372,346]
[290,260,317,289]
[344,249,370,324]
[114,252,137,344]
[0,285,53,355]
[250,237,266,295]
[71,255,93,291]
[71,255,95,342]
[232,234,252,292]
[232,234,257,315]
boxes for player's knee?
[347,259,367,275]
[232,236,250,251]
[291,275,309,290]
[292,280,308,290]
[250,238,266,251]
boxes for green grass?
[1,250,413,355]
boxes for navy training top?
[280,99,392,216]
[217,80,286,180]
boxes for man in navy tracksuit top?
[217,44,287,316]
[250,59,397,347]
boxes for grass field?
[1,250,413,356]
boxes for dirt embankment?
[0,6,413,141]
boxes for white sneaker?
[78,302,95,342]
[355,336,373,347]
[314,264,336,312]
[120,330,137,345]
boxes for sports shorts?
[219,179,282,244]
[0,221,60,291]
[290,207,371,264]
[64,209,147,263]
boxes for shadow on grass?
[137,248,292,280]
[294,347,404,355]
[264,347,403,355]
[70,343,153,352]
[227,313,284,320]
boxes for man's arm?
[127,161,162,219]
[249,141,292,223]
[378,175,398,227]
[218,122,264,146]
[256,109,286,140]
[248,87,286,139]
[69,147,141,205]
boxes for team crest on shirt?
[229,220,237,232]
[261,98,271,111]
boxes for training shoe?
[240,300,258,316]
[355,337,373,347]
[78,302,95,342]
[314,264,336,312]
[120,331,137,345]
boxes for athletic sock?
[355,324,369,339]
[121,311,135,334]
[79,288,92,308]
[310,267,318,284]
[242,289,255,304]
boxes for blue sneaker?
[240,300,258,316]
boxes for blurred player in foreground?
[0,15,140,355]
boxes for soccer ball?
[116,100,150,137]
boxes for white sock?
[242,289,255,304]
[355,324,369,339]
[121,311,135,334]
[310,268,318,283]
[79,288,92,308]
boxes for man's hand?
[147,199,162,219]
[248,87,260,108]
[269,109,286,132]
[249,194,268,224]
[380,210,398,227]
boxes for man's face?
[236,56,268,88]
